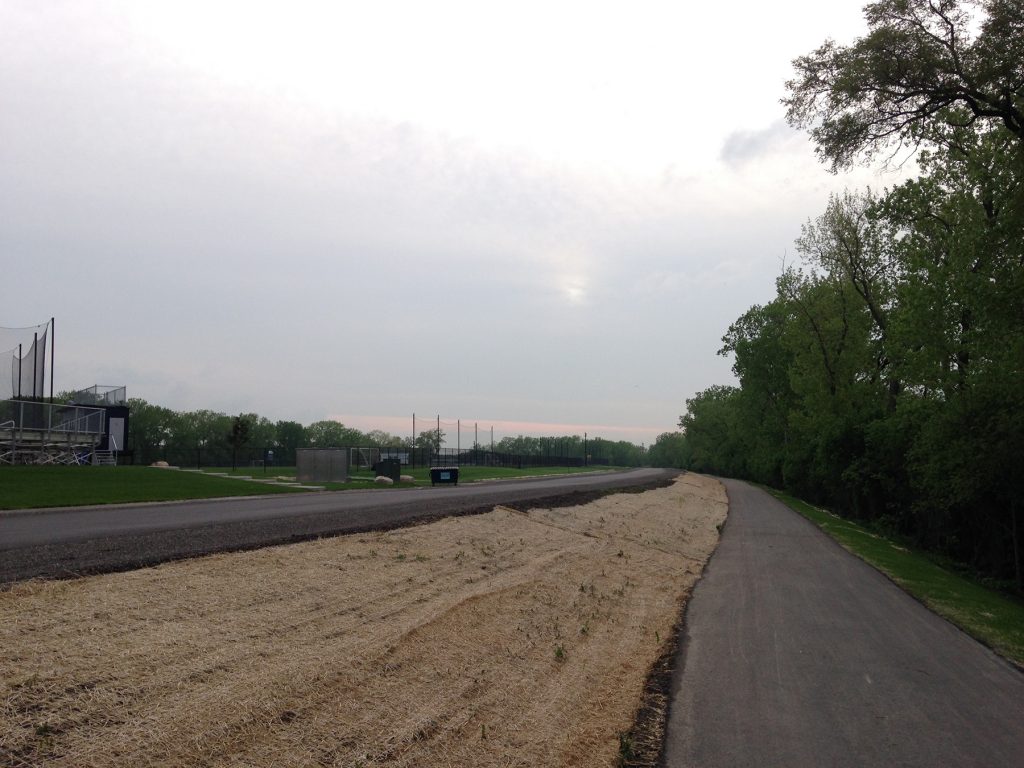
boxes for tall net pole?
[49,317,54,402]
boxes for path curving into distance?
[0,468,674,585]
[663,478,1024,767]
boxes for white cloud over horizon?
[1,1,908,446]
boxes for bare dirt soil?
[0,474,726,767]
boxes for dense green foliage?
[646,432,689,468]
[493,434,647,466]
[683,0,1024,587]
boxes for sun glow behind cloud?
[1,1,887,440]
[561,276,588,306]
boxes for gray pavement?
[0,468,674,584]
[663,478,1024,768]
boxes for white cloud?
[0,0,896,443]
[719,120,808,168]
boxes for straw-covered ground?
[0,474,727,767]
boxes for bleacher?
[0,399,106,465]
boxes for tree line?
[125,399,651,467]
[125,398,408,467]
[681,0,1024,588]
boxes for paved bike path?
[664,479,1024,768]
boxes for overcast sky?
[1,0,903,446]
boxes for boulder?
[374,475,395,486]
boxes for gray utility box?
[374,458,401,482]
[297,448,350,483]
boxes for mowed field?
[0,474,726,767]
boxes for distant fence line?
[125,445,609,470]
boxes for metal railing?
[0,399,105,464]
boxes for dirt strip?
[0,474,726,767]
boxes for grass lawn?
[0,464,628,510]
[0,466,304,510]
[204,464,620,489]
[768,488,1024,668]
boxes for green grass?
[0,466,304,510]
[0,463,626,511]
[767,488,1024,668]
[203,462,610,481]
[204,463,619,489]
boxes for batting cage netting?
[1,321,50,400]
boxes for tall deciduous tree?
[784,0,1024,171]
[679,386,747,476]
[305,420,365,448]
[648,432,689,468]
[678,0,1024,586]
[126,398,175,459]
[413,429,445,454]
[274,420,306,465]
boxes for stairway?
[93,450,117,466]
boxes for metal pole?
[585,432,588,466]
[457,419,460,455]
[437,414,440,462]
[33,332,38,399]
[412,413,416,468]
[17,343,22,398]
[49,317,55,402]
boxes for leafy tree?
[274,420,306,464]
[227,414,251,470]
[495,435,539,455]
[607,440,645,467]
[648,432,689,468]
[171,409,229,454]
[243,414,277,455]
[679,386,747,476]
[880,126,1024,396]
[784,0,1024,171]
[414,428,445,453]
[796,190,902,405]
[666,0,1024,587]
[306,420,364,448]
[720,299,798,487]
[364,429,407,447]
[125,398,175,458]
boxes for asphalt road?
[663,479,1024,767]
[0,468,674,585]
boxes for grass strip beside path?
[767,488,1024,669]
[0,466,304,510]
